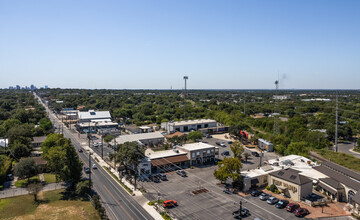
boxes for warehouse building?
[161,119,217,133]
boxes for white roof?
[78,110,111,120]
[78,121,118,127]
[147,149,187,160]
[0,139,8,147]
[242,155,328,180]
[178,142,215,151]
[172,119,217,126]
[114,132,164,145]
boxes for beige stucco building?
[268,168,313,202]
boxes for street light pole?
[101,134,104,159]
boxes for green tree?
[285,142,309,156]
[187,131,203,142]
[230,141,244,159]
[14,158,39,183]
[27,183,43,202]
[39,117,53,133]
[10,142,31,158]
[213,157,242,185]
[76,180,92,197]
[243,152,251,162]
[7,124,33,144]
[104,135,115,144]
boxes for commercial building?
[268,168,313,202]
[76,110,119,134]
[144,149,190,174]
[258,139,274,152]
[161,119,217,133]
[77,110,112,123]
[242,155,327,201]
[314,161,360,203]
[61,108,78,120]
[177,143,215,166]
[113,132,165,147]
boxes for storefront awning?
[151,155,189,167]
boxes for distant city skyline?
[1,0,359,89]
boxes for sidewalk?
[82,144,163,220]
[0,182,66,199]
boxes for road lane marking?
[103,184,134,220]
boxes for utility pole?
[88,132,92,190]
[101,134,104,159]
[335,93,338,152]
[243,94,246,115]
[183,76,188,120]
[274,79,279,136]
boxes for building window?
[207,150,210,154]
[192,152,195,158]
[196,152,200,156]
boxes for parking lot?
[142,165,300,220]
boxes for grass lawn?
[15,175,40,187]
[315,148,360,172]
[0,189,100,219]
[44,173,57,184]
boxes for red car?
[294,208,309,217]
[163,200,178,208]
[286,203,300,212]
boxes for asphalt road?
[337,141,360,158]
[35,93,154,220]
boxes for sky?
[0,0,359,90]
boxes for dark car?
[251,151,259,157]
[275,200,289,209]
[221,151,230,156]
[83,166,90,174]
[232,209,250,219]
[223,189,231,194]
[294,208,309,217]
[215,141,221,145]
[286,203,300,212]
[158,173,167,181]
[78,148,83,152]
[259,193,270,201]
[251,190,262,197]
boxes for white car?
[92,164,97,169]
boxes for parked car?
[259,193,270,201]
[294,208,309,217]
[275,200,289,209]
[266,197,279,205]
[232,209,250,218]
[228,141,233,144]
[78,148,83,152]
[251,190,262,197]
[286,203,300,212]
[93,142,99,147]
[163,200,177,208]
[150,175,160,183]
[220,141,226,147]
[6,174,14,181]
[92,164,97,169]
[221,151,230,156]
[251,151,259,157]
[206,134,212,138]
[215,141,221,146]
[176,170,187,177]
[223,189,231,194]
[158,173,167,181]
[84,166,90,174]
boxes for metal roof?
[322,161,360,182]
[78,110,111,120]
[171,119,217,126]
[314,165,360,191]
[114,132,164,145]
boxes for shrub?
[266,185,270,190]
[269,184,277,192]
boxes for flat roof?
[178,142,215,151]
[147,149,187,160]
[114,132,164,145]
[78,121,117,127]
[78,110,111,120]
[171,119,217,126]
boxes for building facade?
[161,119,217,133]
[268,168,313,202]
[177,143,215,166]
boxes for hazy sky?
[1,0,359,89]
